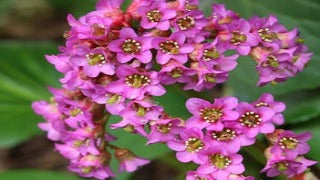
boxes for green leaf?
[154,85,190,119]
[200,0,320,100]
[46,0,96,17]
[0,41,60,147]
[280,89,320,124]
[0,170,82,180]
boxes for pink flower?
[106,65,166,100]
[172,10,208,38]
[185,97,239,131]
[235,102,275,138]
[115,149,150,173]
[197,147,245,179]
[158,60,197,85]
[271,130,312,160]
[70,46,115,77]
[186,171,214,180]
[68,154,114,180]
[92,92,126,115]
[184,64,230,91]
[138,1,177,30]
[147,117,183,144]
[219,19,259,55]
[204,123,255,153]
[153,32,194,64]
[67,14,113,40]
[197,42,239,71]
[168,127,208,164]
[108,28,153,63]
[45,54,72,74]
[252,93,286,125]
[113,98,163,128]
[261,154,317,178]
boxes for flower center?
[92,24,105,36]
[264,55,279,68]
[231,31,247,45]
[239,111,262,127]
[185,4,198,11]
[203,48,220,61]
[160,40,180,54]
[106,94,121,104]
[204,74,216,83]
[199,108,223,123]
[255,102,269,107]
[210,153,232,169]
[258,28,277,42]
[212,128,236,141]
[169,68,183,78]
[185,138,204,153]
[122,39,142,54]
[147,10,162,22]
[86,53,106,66]
[279,137,299,150]
[133,103,148,116]
[276,161,289,172]
[177,16,195,30]
[292,55,299,63]
[70,108,82,117]
[156,123,172,134]
[195,176,207,180]
[125,74,151,88]
[81,166,93,174]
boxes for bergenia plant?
[32,0,317,179]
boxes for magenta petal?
[179,44,194,53]
[157,21,170,31]
[171,33,185,44]
[135,51,152,63]
[297,132,312,142]
[214,170,229,179]
[167,140,185,151]
[260,123,275,134]
[271,114,284,125]
[258,107,275,121]
[237,45,251,55]
[176,151,193,163]
[197,163,215,174]
[223,111,239,121]
[146,85,166,96]
[298,143,310,154]
[162,9,177,19]
[120,28,137,39]
[108,39,123,52]
[141,18,156,29]
[231,154,243,164]
[247,128,259,138]
[117,53,133,63]
[186,98,211,114]
[156,52,171,64]
[228,164,245,174]
[266,168,280,177]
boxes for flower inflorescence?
[32,0,316,179]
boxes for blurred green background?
[0,0,319,179]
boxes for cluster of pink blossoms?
[32,0,316,179]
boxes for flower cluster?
[32,0,316,179]
[32,88,149,179]
[261,130,317,178]
[165,94,283,179]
